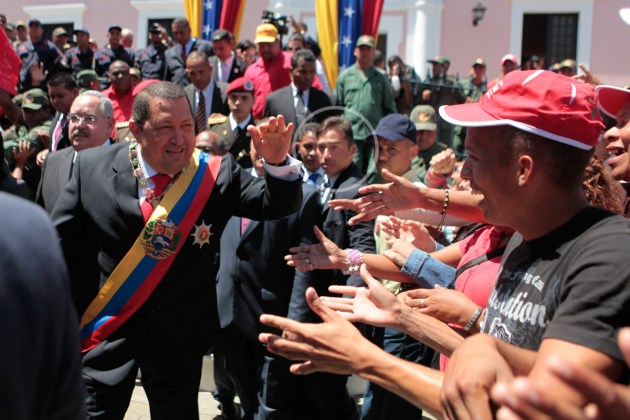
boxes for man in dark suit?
[37,91,115,213]
[209,29,245,84]
[215,140,322,419]
[183,51,228,134]
[208,77,256,168]
[35,72,80,166]
[0,192,85,420]
[165,18,214,87]
[265,49,338,130]
[289,116,376,420]
[51,81,302,419]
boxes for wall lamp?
[473,2,487,26]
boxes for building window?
[522,13,578,67]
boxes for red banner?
[0,28,20,96]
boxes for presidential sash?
[79,150,221,352]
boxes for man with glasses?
[38,91,114,213]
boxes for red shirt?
[102,86,134,123]
[244,51,323,120]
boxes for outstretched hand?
[259,286,380,376]
[247,115,293,165]
[286,225,346,271]
[328,169,422,225]
[321,264,404,329]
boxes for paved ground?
[123,355,436,419]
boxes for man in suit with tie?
[215,139,322,419]
[265,49,338,130]
[208,77,256,168]
[165,18,214,87]
[184,51,228,135]
[294,116,376,419]
[51,81,302,419]
[209,29,245,84]
[35,72,80,166]
[37,91,114,213]
[296,122,325,188]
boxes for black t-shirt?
[483,207,630,361]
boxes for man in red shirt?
[244,24,292,120]
[101,60,133,124]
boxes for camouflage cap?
[428,55,450,65]
[356,35,374,48]
[471,57,486,67]
[560,58,577,71]
[77,70,99,87]
[410,105,437,131]
[21,88,50,110]
[129,67,141,78]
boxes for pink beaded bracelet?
[342,248,363,275]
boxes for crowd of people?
[1,10,630,420]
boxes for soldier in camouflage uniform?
[2,89,54,199]
[418,55,465,150]
[94,25,136,89]
[16,19,69,92]
[64,28,94,77]
[135,23,168,81]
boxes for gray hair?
[78,90,114,119]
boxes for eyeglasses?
[69,113,97,124]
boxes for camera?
[261,10,289,38]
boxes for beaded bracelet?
[464,307,483,332]
[342,249,363,275]
[437,189,450,231]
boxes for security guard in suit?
[208,77,257,168]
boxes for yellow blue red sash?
[79,150,221,352]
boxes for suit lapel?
[282,88,297,126]
[108,147,143,230]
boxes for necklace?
[128,141,186,208]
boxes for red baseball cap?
[439,70,604,150]
[595,85,630,118]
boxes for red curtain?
[220,0,245,34]
[362,0,384,37]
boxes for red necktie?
[141,174,171,222]
[181,45,187,63]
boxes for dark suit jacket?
[319,163,376,290]
[165,39,214,87]
[36,146,74,213]
[209,54,246,84]
[0,193,84,420]
[51,143,301,365]
[264,85,339,128]
[184,80,229,130]
[217,183,321,340]
[48,112,71,152]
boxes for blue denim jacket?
[400,246,456,289]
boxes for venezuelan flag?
[316,0,384,87]
[199,0,247,40]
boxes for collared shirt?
[291,82,310,110]
[228,113,250,132]
[218,52,235,83]
[182,38,195,58]
[194,80,216,122]
[302,166,325,188]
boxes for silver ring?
[306,258,310,265]
[419,298,425,307]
